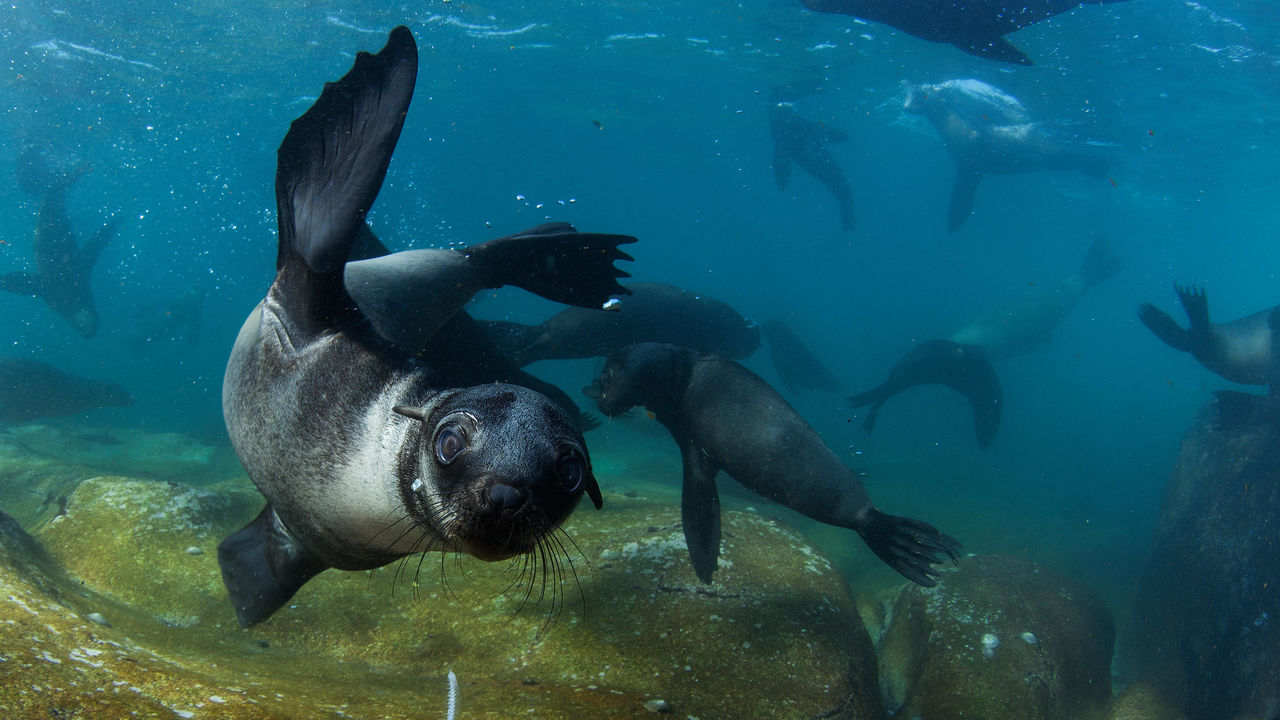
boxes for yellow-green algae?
[0,430,882,719]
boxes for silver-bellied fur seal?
[480,282,760,367]
[219,27,637,627]
[584,342,960,585]
[799,0,1131,66]
[2,146,117,338]
[904,79,1113,232]
[847,339,1003,449]
[949,234,1123,360]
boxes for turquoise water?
[1,0,1277,680]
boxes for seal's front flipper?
[465,224,637,309]
[947,169,983,232]
[847,386,887,434]
[963,36,1032,66]
[80,218,119,269]
[1138,302,1193,352]
[0,271,43,298]
[273,26,417,330]
[217,506,329,628]
[680,445,721,583]
[856,508,960,587]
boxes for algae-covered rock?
[877,553,1114,720]
[2,471,883,719]
[1104,683,1188,720]
[1124,402,1280,720]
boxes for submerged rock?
[1103,683,1188,720]
[1124,401,1280,720]
[877,553,1114,720]
[0,472,882,719]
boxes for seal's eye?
[435,425,467,465]
[558,455,585,495]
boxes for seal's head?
[584,342,691,418]
[394,384,601,562]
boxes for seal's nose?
[488,483,525,511]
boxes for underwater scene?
[1,0,1278,718]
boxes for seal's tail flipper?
[1175,284,1211,335]
[847,387,887,434]
[1138,302,1194,352]
[964,351,1003,450]
[273,26,417,326]
[857,509,961,587]
[80,217,119,269]
[217,505,329,628]
[465,223,636,309]
[947,169,983,232]
[1079,233,1123,288]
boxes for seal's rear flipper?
[1079,233,1123,288]
[1138,302,1193,352]
[962,36,1032,66]
[0,271,43,298]
[217,506,329,628]
[273,26,417,331]
[1175,284,1211,335]
[847,387,886,434]
[856,509,961,587]
[465,224,637,309]
[680,446,722,583]
[947,170,983,232]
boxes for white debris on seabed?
[85,612,110,627]
[980,632,999,659]
[185,546,204,555]
[1020,631,1039,645]
[643,698,672,713]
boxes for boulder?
[1103,683,1188,720]
[2,471,884,719]
[1124,400,1280,720]
[877,553,1114,720]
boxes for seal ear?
[393,405,427,422]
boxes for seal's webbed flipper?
[1175,284,1211,336]
[848,387,887,434]
[217,506,330,628]
[273,26,418,328]
[856,509,961,587]
[680,445,722,583]
[1137,302,1193,352]
[465,224,637,309]
[0,271,43,298]
[947,169,983,232]
[80,217,119,269]
[1079,233,1123,288]
[963,36,1032,66]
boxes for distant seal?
[480,282,759,367]
[0,356,132,423]
[218,27,636,627]
[799,0,1131,65]
[768,101,856,233]
[584,342,960,585]
[847,339,1003,449]
[1138,285,1279,388]
[950,234,1122,359]
[2,146,117,338]
[904,79,1113,231]
[760,318,839,394]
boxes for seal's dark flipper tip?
[466,229,638,309]
[217,506,329,628]
[1138,302,1193,353]
[858,509,961,587]
[680,447,722,584]
[1174,283,1210,333]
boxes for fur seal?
[768,101,856,233]
[2,146,117,338]
[799,0,1131,65]
[904,79,1113,231]
[949,234,1122,359]
[760,318,840,394]
[218,27,636,627]
[0,356,132,423]
[1138,285,1279,388]
[584,342,960,586]
[480,282,760,367]
[847,339,1003,449]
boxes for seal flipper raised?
[217,506,329,628]
[272,25,418,335]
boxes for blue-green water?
[1,0,1277,688]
